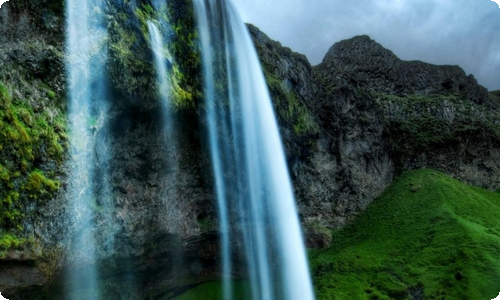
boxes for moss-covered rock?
[106,0,201,111]
[0,81,65,250]
[378,93,500,172]
[490,90,500,107]
[264,70,319,137]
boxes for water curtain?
[193,0,315,299]
[65,0,112,298]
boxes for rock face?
[0,1,68,297]
[318,35,491,106]
[249,28,500,235]
[0,2,216,298]
[249,28,395,231]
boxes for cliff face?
[315,35,500,190]
[0,1,68,295]
[249,28,500,238]
[249,28,395,234]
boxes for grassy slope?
[165,169,500,299]
[310,169,500,299]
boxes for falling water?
[65,0,111,298]
[148,21,172,109]
[193,0,315,299]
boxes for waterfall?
[65,0,113,298]
[148,21,171,106]
[147,17,185,233]
[193,0,315,299]
[62,0,314,298]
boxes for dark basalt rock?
[317,35,491,105]
[249,26,500,237]
[250,27,395,232]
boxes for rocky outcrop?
[250,28,500,237]
[247,24,320,160]
[318,35,491,106]
[250,28,395,232]
[315,36,500,189]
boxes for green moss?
[0,233,25,257]
[170,64,196,111]
[166,0,201,110]
[310,169,500,299]
[196,216,214,231]
[0,82,10,105]
[107,5,154,98]
[106,1,201,111]
[0,81,64,242]
[24,170,60,199]
[264,71,319,136]
[489,90,500,106]
[378,93,500,170]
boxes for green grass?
[310,169,500,299]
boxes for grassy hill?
[310,169,500,299]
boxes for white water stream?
[193,0,315,299]
[65,0,112,298]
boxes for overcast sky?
[232,0,500,91]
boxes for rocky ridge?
[249,28,500,237]
[318,35,491,106]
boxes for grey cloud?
[232,0,500,90]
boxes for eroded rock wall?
[250,27,500,236]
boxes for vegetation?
[107,0,201,111]
[310,169,500,299]
[0,81,65,252]
[264,70,319,136]
[166,0,202,110]
[489,90,500,107]
[378,93,500,170]
[107,2,156,100]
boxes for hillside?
[126,169,500,299]
[310,169,500,299]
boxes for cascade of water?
[147,18,191,284]
[193,0,315,299]
[148,21,172,110]
[65,0,111,298]
[147,18,182,219]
